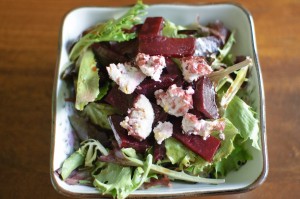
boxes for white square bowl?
[51,3,268,198]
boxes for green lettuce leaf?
[82,102,120,130]
[93,155,152,199]
[80,139,109,167]
[224,96,261,150]
[96,81,110,101]
[162,20,186,38]
[61,148,85,180]
[212,31,235,68]
[75,49,100,110]
[213,138,253,178]
[60,139,108,179]
[69,0,148,61]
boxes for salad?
[56,1,261,198]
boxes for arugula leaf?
[69,0,148,61]
[224,96,261,150]
[75,49,100,110]
[82,102,120,130]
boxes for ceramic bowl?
[51,3,268,198]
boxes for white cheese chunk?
[120,94,154,140]
[182,113,226,140]
[153,121,173,144]
[155,84,194,117]
[181,56,213,82]
[136,53,166,81]
[106,63,146,94]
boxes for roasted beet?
[172,123,221,162]
[92,42,128,66]
[104,85,135,114]
[153,142,166,162]
[188,108,205,120]
[92,39,139,67]
[139,36,196,57]
[108,39,139,59]
[135,73,178,97]
[152,103,168,125]
[193,76,219,119]
[139,17,164,37]
[165,57,182,76]
[109,115,151,153]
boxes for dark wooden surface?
[0,0,299,198]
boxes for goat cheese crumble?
[153,121,173,144]
[136,53,166,81]
[106,62,146,94]
[182,113,226,140]
[155,84,194,117]
[180,56,213,82]
[120,94,154,140]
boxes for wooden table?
[0,0,299,198]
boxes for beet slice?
[92,42,128,66]
[139,17,164,37]
[104,85,135,114]
[152,103,168,125]
[193,76,219,119]
[109,115,151,153]
[135,73,178,97]
[139,36,196,57]
[165,57,182,76]
[172,123,221,162]
[153,142,166,162]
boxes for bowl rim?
[50,2,268,198]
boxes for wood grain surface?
[0,0,299,198]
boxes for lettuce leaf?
[224,96,261,150]
[75,49,100,110]
[93,155,152,199]
[61,148,85,180]
[82,102,120,129]
[211,31,235,68]
[162,20,186,38]
[60,139,108,179]
[69,0,148,61]
[213,138,253,178]
[96,81,110,101]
